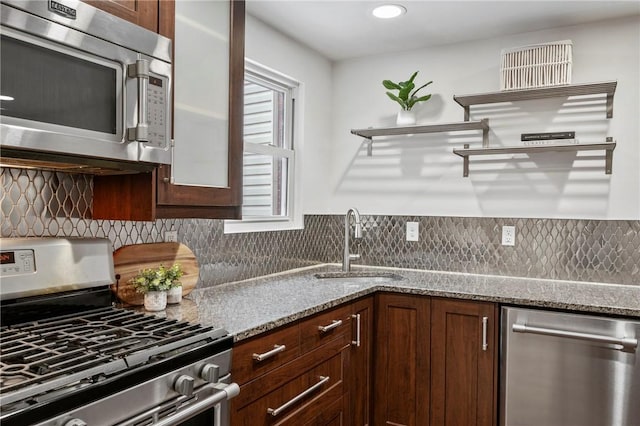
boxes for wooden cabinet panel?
[93,172,156,221]
[300,304,352,354]
[373,293,430,426]
[350,297,373,426]
[277,387,345,426]
[430,298,498,426]
[300,396,346,426]
[233,324,300,386]
[82,0,158,32]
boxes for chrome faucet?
[343,208,363,272]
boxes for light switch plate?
[502,225,515,246]
[406,222,419,241]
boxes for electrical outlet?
[501,225,515,246]
[164,230,178,242]
[406,222,419,242]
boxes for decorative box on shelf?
[500,40,573,90]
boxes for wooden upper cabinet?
[155,0,245,219]
[92,0,246,220]
[82,0,158,32]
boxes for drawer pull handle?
[267,376,330,417]
[482,316,488,351]
[351,314,361,347]
[318,319,342,333]
[252,344,286,362]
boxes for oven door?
[115,375,240,426]
[0,3,171,165]
[30,349,239,426]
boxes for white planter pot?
[144,291,167,311]
[167,286,182,304]
[396,110,416,126]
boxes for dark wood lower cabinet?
[373,293,431,426]
[372,294,498,426]
[231,301,367,426]
[230,295,497,426]
[350,297,374,426]
[430,298,498,426]
[232,335,347,426]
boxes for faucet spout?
[343,208,362,272]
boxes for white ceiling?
[246,0,640,61]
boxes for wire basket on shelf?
[500,40,572,91]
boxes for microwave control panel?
[146,76,168,149]
[0,249,36,276]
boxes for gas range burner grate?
[0,307,227,407]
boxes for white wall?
[314,16,640,219]
[246,14,639,220]
[244,15,333,220]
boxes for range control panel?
[0,249,35,276]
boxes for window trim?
[224,59,304,234]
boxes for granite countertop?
[153,264,640,342]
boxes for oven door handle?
[152,382,240,426]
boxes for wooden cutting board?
[111,242,199,306]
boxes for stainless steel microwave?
[0,0,172,174]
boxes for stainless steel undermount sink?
[314,271,403,282]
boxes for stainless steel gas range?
[0,238,239,426]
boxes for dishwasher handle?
[512,323,638,350]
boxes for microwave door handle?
[127,59,150,142]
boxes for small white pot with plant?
[383,71,433,125]
[130,263,184,311]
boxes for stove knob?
[174,375,195,396]
[64,420,87,426]
[200,363,220,383]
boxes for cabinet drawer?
[300,304,352,354]
[232,343,345,425]
[233,323,300,385]
[275,390,345,426]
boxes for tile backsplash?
[2,168,638,286]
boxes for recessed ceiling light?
[372,4,406,19]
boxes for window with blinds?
[228,60,299,232]
[242,80,290,217]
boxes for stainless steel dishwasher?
[501,307,640,426]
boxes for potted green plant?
[130,263,184,311]
[383,71,433,125]
[164,263,184,304]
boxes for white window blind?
[225,59,301,233]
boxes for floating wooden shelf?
[452,138,616,177]
[453,81,617,120]
[351,119,489,156]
